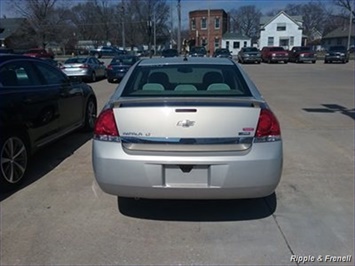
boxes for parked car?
[0,54,97,191]
[261,46,289,63]
[106,55,140,83]
[237,47,261,64]
[324,46,349,63]
[288,46,317,63]
[89,46,126,58]
[189,46,207,57]
[161,49,179,58]
[213,48,232,59]
[0,48,14,54]
[60,56,106,82]
[23,48,54,59]
[92,57,283,200]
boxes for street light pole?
[347,1,354,50]
[177,0,181,53]
[121,1,125,50]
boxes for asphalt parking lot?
[1,60,354,265]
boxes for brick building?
[188,9,228,55]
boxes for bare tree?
[12,0,65,48]
[333,0,355,16]
[229,5,262,38]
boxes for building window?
[277,23,286,31]
[337,38,342,45]
[214,38,219,49]
[244,41,247,47]
[201,18,207,29]
[202,38,207,46]
[215,17,220,29]
[226,41,229,49]
[290,36,294,46]
[233,41,240,49]
[191,19,195,30]
[268,37,274,46]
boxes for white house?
[221,33,251,56]
[259,11,303,50]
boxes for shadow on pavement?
[0,131,93,201]
[117,193,277,222]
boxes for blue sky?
[1,0,335,27]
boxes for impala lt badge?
[177,120,195,128]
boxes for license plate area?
[164,165,209,187]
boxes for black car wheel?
[83,98,97,131]
[91,72,97,82]
[107,78,114,83]
[0,135,28,190]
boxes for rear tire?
[91,72,96,82]
[0,134,29,191]
[83,98,97,131]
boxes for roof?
[260,11,303,28]
[0,18,27,40]
[323,26,355,39]
[222,32,250,40]
[138,57,234,66]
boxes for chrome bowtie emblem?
[177,120,195,128]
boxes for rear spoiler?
[112,97,265,108]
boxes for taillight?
[80,64,89,69]
[255,109,281,142]
[94,109,120,141]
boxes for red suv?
[261,46,289,64]
[24,48,54,59]
[288,46,316,63]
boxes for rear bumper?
[325,55,347,62]
[270,57,288,62]
[92,140,283,199]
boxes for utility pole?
[177,0,181,54]
[347,1,354,50]
[121,0,125,50]
[153,11,156,55]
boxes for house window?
[244,41,247,47]
[277,23,286,31]
[215,17,220,29]
[201,18,207,29]
[191,19,195,30]
[268,37,274,46]
[337,38,342,45]
[214,38,219,49]
[290,36,294,46]
[226,41,229,49]
[233,42,240,49]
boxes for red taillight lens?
[94,109,119,137]
[80,64,89,69]
[255,109,281,138]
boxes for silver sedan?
[60,56,106,82]
[92,57,283,199]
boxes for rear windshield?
[121,64,252,97]
[270,47,284,51]
[111,56,136,65]
[65,58,87,63]
[329,46,346,52]
[244,47,258,52]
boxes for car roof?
[0,54,43,61]
[138,57,235,66]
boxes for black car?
[324,46,349,63]
[0,48,14,54]
[161,49,179,57]
[89,46,126,58]
[189,46,207,57]
[213,48,232,59]
[0,54,97,191]
[106,55,140,83]
[237,47,261,64]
